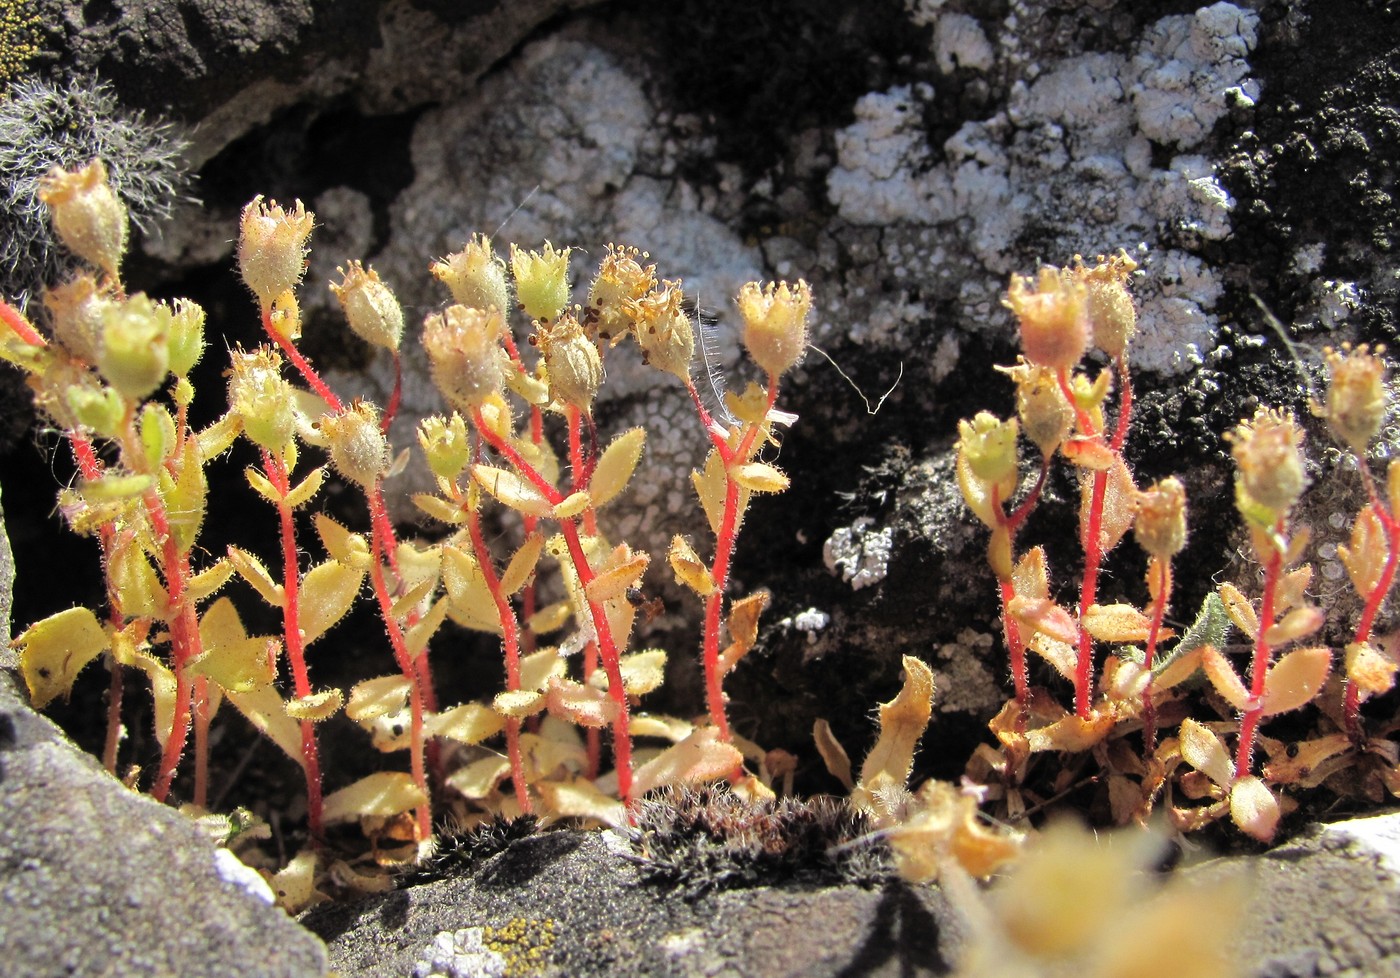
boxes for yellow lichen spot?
[483,918,558,977]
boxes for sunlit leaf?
[667,534,715,595]
[15,606,109,709]
[718,590,769,676]
[1229,775,1279,842]
[1024,710,1115,752]
[445,756,512,800]
[1179,718,1234,788]
[472,464,555,518]
[584,545,649,604]
[1083,602,1166,644]
[813,718,854,790]
[314,514,370,569]
[285,688,344,721]
[534,776,627,827]
[1008,595,1080,646]
[413,493,466,524]
[493,689,547,718]
[187,559,234,603]
[1262,607,1325,647]
[441,545,502,634]
[226,685,305,763]
[405,596,450,659]
[730,461,789,494]
[1260,646,1331,716]
[857,656,935,795]
[429,702,505,745]
[345,675,411,722]
[632,726,744,796]
[300,560,364,645]
[1344,640,1398,696]
[588,648,667,696]
[1201,645,1251,712]
[228,545,284,609]
[1217,582,1258,640]
[322,772,427,824]
[545,676,617,728]
[284,466,326,509]
[591,427,645,508]
[501,532,545,596]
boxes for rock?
[0,486,326,978]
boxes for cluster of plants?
[944,252,1400,844]
[2,159,807,900]
[4,156,1398,943]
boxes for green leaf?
[1152,590,1229,680]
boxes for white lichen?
[824,517,894,591]
[413,928,508,978]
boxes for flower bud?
[1324,344,1387,455]
[430,234,511,314]
[510,241,571,322]
[1229,408,1307,520]
[1133,476,1187,559]
[540,311,602,410]
[167,298,206,377]
[43,273,112,364]
[229,347,298,453]
[1074,251,1138,359]
[633,282,694,382]
[957,412,1020,489]
[589,244,656,340]
[322,402,389,488]
[422,304,505,411]
[738,279,811,377]
[1004,267,1089,372]
[238,197,314,308]
[38,160,128,281]
[97,293,170,400]
[418,412,471,482]
[331,260,404,351]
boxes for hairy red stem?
[1235,529,1284,780]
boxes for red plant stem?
[1235,526,1285,780]
[998,578,1029,717]
[383,352,402,433]
[470,408,636,808]
[148,493,200,802]
[1075,468,1108,718]
[264,452,326,838]
[1342,463,1400,740]
[260,308,344,413]
[465,496,532,813]
[0,298,47,346]
[697,378,780,741]
[367,481,432,838]
[1141,557,1172,753]
[557,519,635,809]
[567,407,599,536]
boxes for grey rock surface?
[0,672,327,977]
[306,828,965,978]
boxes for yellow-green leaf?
[187,559,234,603]
[668,535,715,596]
[520,647,567,691]
[225,685,305,764]
[192,598,275,692]
[552,491,592,520]
[589,648,667,696]
[346,675,411,723]
[429,702,505,744]
[500,532,545,596]
[1261,646,1331,716]
[284,466,326,510]
[493,689,547,718]
[1179,717,1234,788]
[441,545,502,634]
[245,466,283,506]
[16,606,109,709]
[300,560,364,645]
[313,514,370,569]
[731,461,789,494]
[322,772,427,824]
[110,538,167,620]
[285,688,343,721]
[591,427,645,508]
[228,546,284,609]
[545,676,617,728]
[446,756,512,800]
[584,545,649,604]
[412,492,467,525]
[856,656,935,796]
[472,464,555,518]
[633,727,744,796]
[1229,775,1279,842]
[1201,645,1250,712]
[405,596,450,658]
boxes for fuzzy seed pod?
[589,244,656,340]
[228,347,298,453]
[1324,344,1387,455]
[422,304,506,411]
[322,402,389,488]
[737,279,811,377]
[43,273,111,364]
[331,260,404,351]
[97,293,169,400]
[38,160,129,282]
[1075,251,1138,359]
[633,283,695,382]
[1230,408,1307,519]
[541,311,602,410]
[430,234,511,314]
[1134,476,1187,559]
[957,412,1020,491]
[1000,359,1073,458]
[166,298,206,377]
[238,197,314,309]
[510,241,571,322]
[1004,267,1089,372]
